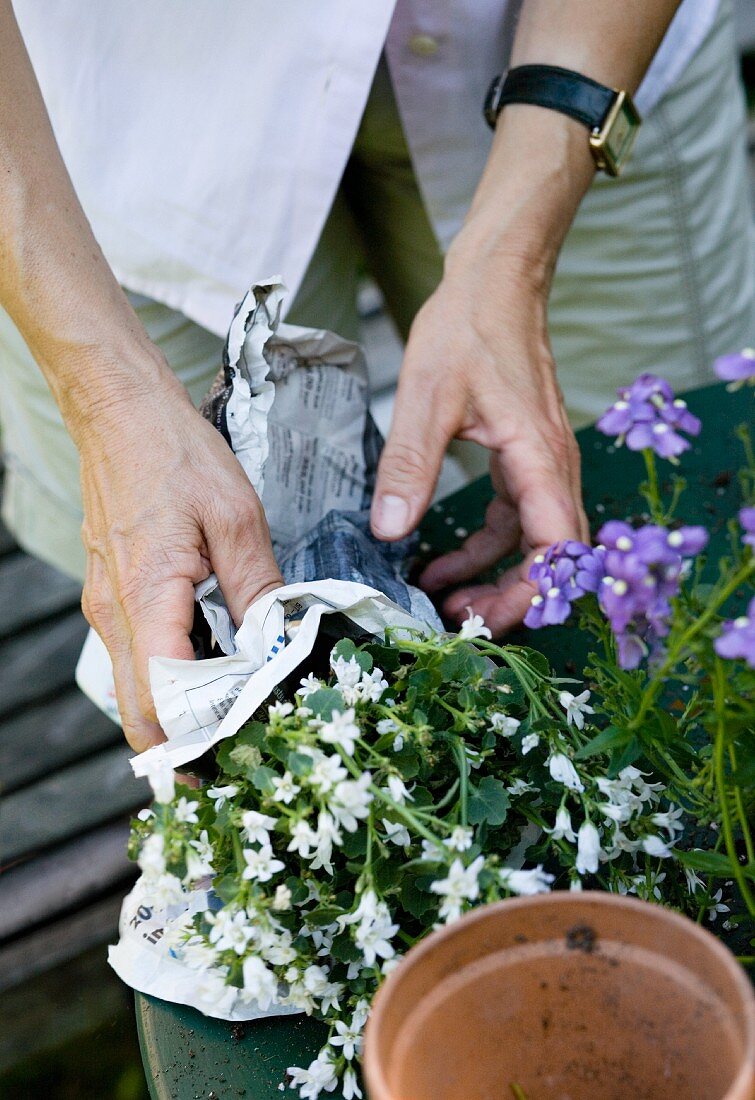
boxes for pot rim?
[363,891,755,1100]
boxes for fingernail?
[373,494,410,539]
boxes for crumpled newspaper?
[75,278,443,1018]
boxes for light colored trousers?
[1,0,753,581]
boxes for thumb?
[206,495,283,625]
[372,383,453,541]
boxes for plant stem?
[728,742,755,866]
[712,659,755,917]
[454,740,469,827]
[628,558,754,734]
[642,449,665,524]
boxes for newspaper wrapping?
[74,278,442,1019]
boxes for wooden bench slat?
[0,687,121,795]
[0,892,124,994]
[0,820,136,942]
[0,610,89,721]
[0,552,81,640]
[1,745,149,863]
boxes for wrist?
[447,103,595,288]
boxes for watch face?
[590,91,641,176]
[605,99,640,169]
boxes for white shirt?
[14,0,718,337]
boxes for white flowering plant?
[128,369,753,1099]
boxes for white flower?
[339,891,399,967]
[138,832,166,878]
[268,700,294,719]
[309,753,348,794]
[179,934,218,972]
[330,774,373,832]
[393,734,405,752]
[330,655,362,689]
[330,1017,364,1061]
[683,866,705,894]
[431,856,485,922]
[144,872,185,909]
[298,673,323,699]
[137,808,154,821]
[641,834,673,858]
[576,820,601,875]
[499,865,554,896]
[263,929,297,966]
[650,805,684,838]
[384,775,413,805]
[459,609,492,640]
[520,732,540,755]
[271,770,301,805]
[376,717,398,735]
[381,818,411,847]
[141,754,175,804]
[205,783,238,811]
[242,844,285,882]
[506,778,534,796]
[490,712,521,737]
[342,1067,363,1099]
[558,690,594,730]
[359,668,389,702]
[196,968,237,1016]
[242,810,278,845]
[309,812,343,874]
[546,806,577,843]
[287,1052,338,1100]
[302,965,344,1015]
[174,796,199,824]
[707,889,730,922]
[548,752,585,792]
[287,819,318,859]
[241,955,278,1010]
[207,907,253,954]
[420,837,446,862]
[444,825,474,852]
[319,708,360,756]
[272,884,292,911]
[185,829,214,880]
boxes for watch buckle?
[589,89,641,177]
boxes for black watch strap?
[485,64,615,132]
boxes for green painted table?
[136,382,751,1099]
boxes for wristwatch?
[484,64,641,177]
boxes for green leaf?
[400,875,437,920]
[676,849,755,880]
[575,725,629,760]
[440,646,489,684]
[288,751,313,777]
[305,687,344,721]
[250,765,278,794]
[213,875,241,905]
[468,776,510,826]
[607,736,642,777]
[306,905,345,926]
[330,638,372,673]
[285,876,309,905]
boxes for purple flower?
[714,598,755,668]
[739,507,755,550]
[597,374,701,460]
[524,541,593,629]
[713,348,755,387]
[596,520,708,668]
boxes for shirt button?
[408,33,439,57]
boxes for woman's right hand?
[78,369,283,753]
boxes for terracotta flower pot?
[363,892,755,1100]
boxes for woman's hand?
[372,246,589,635]
[370,105,595,634]
[78,371,282,753]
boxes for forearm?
[0,1,181,447]
[449,0,681,276]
